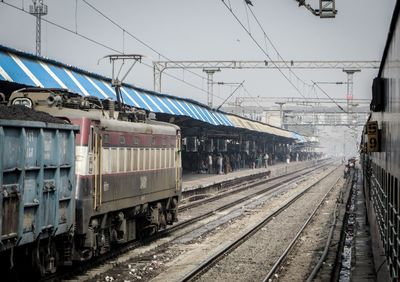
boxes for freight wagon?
[0,113,79,275]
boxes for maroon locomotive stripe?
[71,117,91,145]
[69,117,177,148]
[102,131,177,148]
[76,166,178,178]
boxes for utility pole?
[275,102,286,128]
[342,69,360,157]
[343,69,360,113]
[29,0,48,56]
[203,68,220,108]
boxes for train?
[360,2,400,280]
[0,87,182,277]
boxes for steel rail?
[179,159,330,211]
[167,161,332,236]
[179,164,340,282]
[45,161,333,282]
[306,204,339,282]
[262,173,342,281]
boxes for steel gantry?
[223,96,370,127]
[153,60,380,107]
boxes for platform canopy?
[0,45,305,141]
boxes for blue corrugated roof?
[0,45,310,142]
[291,132,307,143]
[0,45,234,127]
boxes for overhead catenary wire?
[241,1,345,111]
[0,0,231,102]
[82,0,251,101]
[241,85,264,109]
[216,80,245,110]
[81,0,212,84]
[312,81,346,113]
[246,3,313,89]
[221,0,308,100]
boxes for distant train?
[360,3,400,280]
[0,88,181,277]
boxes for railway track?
[168,160,332,234]
[178,164,342,282]
[45,161,334,281]
[179,159,329,211]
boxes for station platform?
[181,159,321,193]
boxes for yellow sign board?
[367,121,379,152]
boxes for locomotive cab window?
[119,135,125,145]
[88,126,95,152]
[103,133,110,144]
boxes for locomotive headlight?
[12,97,33,108]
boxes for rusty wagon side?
[0,118,79,274]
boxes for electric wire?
[312,81,346,113]
[0,0,229,101]
[221,0,308,99]
[80,0,238,100]
[241,85,263,109]
[234,0,349,124]
[81,0,211,84]
[216,80,244,110]
[247,4,313,89]
[248,1,346,112]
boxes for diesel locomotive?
[1,88,182,276]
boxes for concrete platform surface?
[182,160,321,192]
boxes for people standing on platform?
[213,154,218,174]
[207,153,213,174]
[286,153,290,164]
[237,153,242,169]
[224,154,231,174]
[231,153,236,171]
[251,153,256,169]
[256,154,262,168]
[263,152,269,168]
[241,152,247,168]
[217,154,223,174]
[199,160,207,174]
[296,153,299,162]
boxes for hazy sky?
[0,0,396,107]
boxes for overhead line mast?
[29,0,48,56]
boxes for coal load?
[0,105,66,124]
